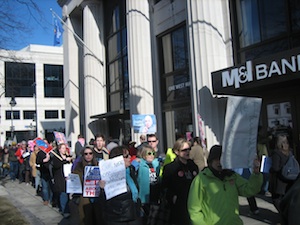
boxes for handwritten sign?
[99,155,127,200]
[83,166,101,197]
[66,173,82,194]
[221,96,262,169]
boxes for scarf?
[126,167,138,202]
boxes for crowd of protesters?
[0,132,299,225]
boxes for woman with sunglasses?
[162,138,199,225]
[101,146,142,225]
[137,145,160,222]
[73,146,102,225]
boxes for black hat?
[207,145,222,164]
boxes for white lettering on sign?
[221,54,300,89]
[168,81,191,91]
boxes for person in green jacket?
[188,145,263,225]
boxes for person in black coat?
[101,146,142,225]
[269,135,295,212]
[52,143,72,216]
[162,138,199,225]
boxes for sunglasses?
[181,148,191,152]
[84,152,93,155]
[148,140,157,143]
[123,154,130,158]
[147,151,156,156]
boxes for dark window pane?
[23,110,35,120]
[6,111,20,120]
[45,110,59,119]
[172,27,188,70]
[259,0,286,40]
[165,73,191,101]
[290,0,300,31]
[44,64,64,98]
[5,62,35,97]
[61,110,65,119]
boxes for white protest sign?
[83,166,101,197]
[221,96,262,169]
[99,155,127,200]
[63,164,72,177]
[66,173,82,194]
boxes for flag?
[54,18,63,46]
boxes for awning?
[90,109,130,120]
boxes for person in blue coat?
[137,144,160,220]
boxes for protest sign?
[132,114,157,134]
[221,96,262,169]
[83,166,101,197]
[53,131,70,154]
[66,173,82,194]
[99,155,127,200]
[33,137,53,153]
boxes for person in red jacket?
[15,140,30,184]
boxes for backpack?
[281,154,300,181]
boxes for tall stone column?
[186,0,233,147]
[82,1,106,141]
[126,0,154,140]
[63,14,81,150]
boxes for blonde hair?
[141,145,155,159]
[172,138,190,153]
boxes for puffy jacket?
[188,167,263,225]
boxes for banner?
[99,156,127,200]
[221,96,262,169]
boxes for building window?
[61,110,65,119]
[105,0,128,112]
[6,111,20,120]
[5,62,35,97]
[45,110,59,119]
[23,110,35,120]
[44,64,64,97]
[232,0,300,62]
[160,25,190,102]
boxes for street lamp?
[9,97,17,139]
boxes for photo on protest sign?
[132,114,157,134]
[83,166,101,198]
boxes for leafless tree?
[0,0,45,50]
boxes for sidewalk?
[0,176,281,225]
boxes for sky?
[2,0,63,50]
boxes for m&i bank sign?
[211,48,300,95]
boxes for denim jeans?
[60,192,69,213]
[35,170,41,192]
[41,178,53,202]
[9,161,19,181]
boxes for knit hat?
[207,145,222,164]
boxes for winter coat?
[162,158,199,225]
[52,153,72,193]
[269,149,293,195]
[137,158,160,204]
[103,165,141,223]
[188,167,263,225]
